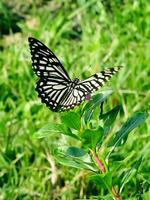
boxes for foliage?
[0,0,149,199]
[35,91,148,199]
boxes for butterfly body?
[28,37,121,112]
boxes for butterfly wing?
[28,37,71,81]
[28,37,121,112]
[59,86,85,111]
[28,37,71,111]
[77,66,122,95]
[36,78,72,112]
[59,67,122,111]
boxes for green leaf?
[61,112,81,130]
[82,90,113,123]
[83,90,113,112]
[82,127,103,150]
[102,195,113,200]
[57,124,80,140]
[101,105,122,136]
[66,146,86,157]
[142,190,150,200]
[55,155,96,171]
[89,172,112,191]
[34,123,79,140]
[55,149,97,172]
[34,123,62,138]
[120,157,143,193]
[111,112,148,147]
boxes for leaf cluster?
[35,91,148,198]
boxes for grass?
[0,0,150,199]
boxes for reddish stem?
[89,149,105,173]
[89,149,122,200]
[112,187,121,200]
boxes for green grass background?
[0,0,150,199]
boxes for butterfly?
[28,37,122,112]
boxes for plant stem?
[89,149,122,200]
[112,187,122,200]
[89,149,105,173]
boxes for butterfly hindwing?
[59,86,85,111]
[36,78,70,112]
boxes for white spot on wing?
[37,41,43,46]
[73,89,78,97]
[49,58,54,62]
[33,59,37,63]
[40,60,47,64]
[33,43,38,47]
[43,57,48,61]
[40,49,50,55]
[53,84,67,89]
[97,78,104,83]
[43,85,52,90]
[43,72,48,76]
[91,80,99,87]
[52,57,58,62]
[40,82,44,86]
[78,90,83,97]
[39,66,45,70]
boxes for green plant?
[1,1,150,199]
[35,90,148,199]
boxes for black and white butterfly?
[28,37,121,112]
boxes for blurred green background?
[0,0,149,199]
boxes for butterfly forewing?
[28,37,121,112]
[59,67,121,111]
[28,37,71,81]
[77,67,121,95]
